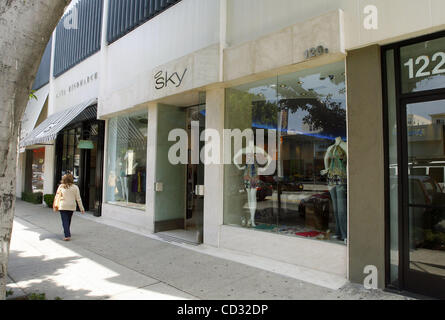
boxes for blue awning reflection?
[252,122,346,141]
[200,109,346,141]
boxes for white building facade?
[18,0,445,299]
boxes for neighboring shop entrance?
[55,118,105,216]
[384,32,445,299]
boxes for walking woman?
[53,174,85,241]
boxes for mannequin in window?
[107,170,117,202]
[321,137,348,242]
[234,141,273,228]
[118,157,129,203]
[119,172,128,203]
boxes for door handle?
[195,185,205,196]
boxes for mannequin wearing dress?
[243,152,260,227]
[234,142,272,228]
[321,137,348,241]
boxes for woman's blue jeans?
[329,185,348,240]
[60,210,74,238]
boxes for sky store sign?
[154,68,188,90]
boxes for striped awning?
[20,98,97,148]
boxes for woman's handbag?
[53,189,62,212]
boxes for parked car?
[256,179,273,201]
[298,191,331,231]
[298,191,331,216]
[404,175,444,205]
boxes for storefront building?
[19,0,104,213]
[17,0,445,299]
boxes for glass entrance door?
[155,104,205,244]
[403,98,445,298]
[82,122,105,216]
[55,120,105,215]
[185,105,205,243]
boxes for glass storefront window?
[106,111,148,211]
[31,148,45,193]
[224,61,348,244]
[386,49,400,285]
[401,36,445,94]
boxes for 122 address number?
[404,52,445,79]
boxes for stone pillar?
[43,145,55,196]
[15,152,25,198]
[204,88,225,247]
[346,45,386,288]
[145,103,158,233]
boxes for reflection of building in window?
[408,112,445,158]
[431,113,445,126]
[407,109,445,190]
[407,114,431,126]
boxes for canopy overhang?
[20,98,97,148]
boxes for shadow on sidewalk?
[8,207,196,300]
[8,250,102,300]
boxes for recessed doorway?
[155,103,205,245]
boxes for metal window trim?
[106,0,182,44]
[53,0,103,78]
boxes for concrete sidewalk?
[6,200,409,300]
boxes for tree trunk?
[0,0,70,300]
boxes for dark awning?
[20,98,97,148]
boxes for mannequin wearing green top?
[321,137,348,242]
